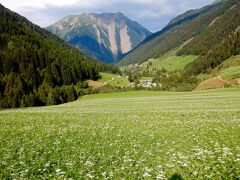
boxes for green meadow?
[150,55,198,72]
[0,88,240,179]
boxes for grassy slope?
[98,72,119,82]
[122,48,198,78]
[149,54,198,72]
[1,89,240,178]
[148,40,199,72]
[107,76,130,87]
[195,56,240,90]
[88,72,131,89]
[199,55,240,80]
[221,55,240,67]
[219,56,240,80]
[221,66,240,80]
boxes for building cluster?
[137,80,161,88]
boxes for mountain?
[0,4,120,108]
[119,0,240,67]
[47,12,151,64]
[184,2,240,76]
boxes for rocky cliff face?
[47,12,151,63]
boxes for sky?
[0,0,215,32]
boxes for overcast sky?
[0,0,215,32]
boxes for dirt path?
[104,77,115,85]
[194,75,229,91]
[217,75,229,83]
[104,76,122,85]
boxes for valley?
[1,0,240,178]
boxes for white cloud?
[0,0,216,31]
[130,0,166,5]
[1,0,111,10]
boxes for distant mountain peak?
[47,12,151,63]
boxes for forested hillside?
[120,0,239,66]
[178,2,240,56]
[185,25,240,76]
[181,0,240,76]
[119,0,240,92]
[0,4,120,108]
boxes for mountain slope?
[47,13,151,64]
[0,4,119,108]
[178,1,240,56]
[119,0,239,66]
[177,0,240,76]
[184,19,240,76]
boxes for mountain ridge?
[47,12,151,63]
[119,0,239,66]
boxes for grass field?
[150,55,198,72]
[139,41,198,73]
[134,54,198,74]
[218,56,240,80]
[98,72,119,83]
[221,66,240,80]
[88,72,131,89]
[196,56,240,90]
[122,49,198,78]
[221,55,240,68]
[107,76,131,87]
[1,89,240,179]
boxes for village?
[137,80,161,88]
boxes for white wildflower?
[84,161,94,166]
[143,172,151,177]
[86,173,94,179]
[55,169,62,174]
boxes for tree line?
[0,4,121,108]
[184,26,240,76]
